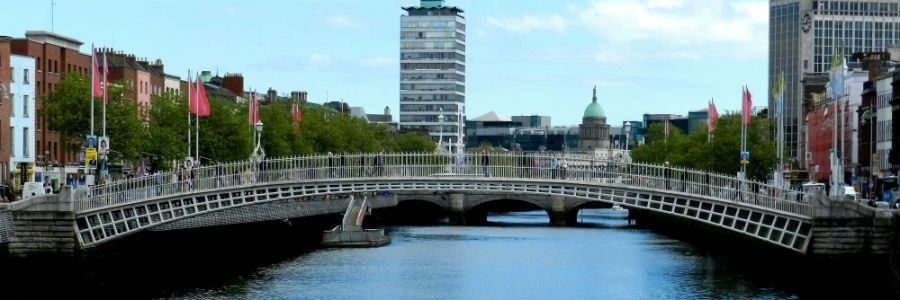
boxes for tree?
[390,132,436,152]
[198,97,252,162]
[146,93,188,171]
[41,73,146,159]
[630,114,777,181]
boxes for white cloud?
[308,53,331,65]
[578,0,768,59]
[486,14,568,33]
[359,56,395,67]
[326,15,361,29]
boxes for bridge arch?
[381,199,446,224]
[465,198,548,225]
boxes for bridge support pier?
[809,197,895,257]
[448,193,467,225]
[7,191,77,257]
[549,195,568,227]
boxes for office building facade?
[770,0,900,164]
[400,0,466,149]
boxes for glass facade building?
[400,1,466,149]
[770,0,900,163]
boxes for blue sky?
[2,0,769,126]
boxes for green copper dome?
[584,102,605,118]
[583,86,605,118]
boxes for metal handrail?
[73,152,813,217]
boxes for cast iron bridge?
[56,152,813,253]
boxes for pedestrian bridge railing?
[73,152,813,217]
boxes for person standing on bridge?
[550,155,558,179]
[481,149,491,177]
[559,156,568,180]
[339,153,346,178]
[326,152,334,179]
[375,150,385,177]
[520,152,530,178]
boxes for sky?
[1,0,770,127]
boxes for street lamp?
[437,111,445,150]
[861,108,875,198]
[250,121,265,161]
[624,121,632,150]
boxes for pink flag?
[292,102,302,122]
[102,51,109,104]
[249,91,259,125]
[196,79,210,117]
[708,100,718,132]
[92,49,102,96]
[742,86,753,125]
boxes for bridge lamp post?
[624,121,631,150]
[437,112,445,151]
[861,108,875,198]
[250,121,265,162]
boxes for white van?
[841,186,858,201]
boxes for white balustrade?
[73,152,813,217]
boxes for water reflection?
[168,209,800,299]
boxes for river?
[2,209,897,299]
[162,210,805,299]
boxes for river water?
[3,209,897,299]
[163,210,802,299]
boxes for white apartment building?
[9,54,35,179]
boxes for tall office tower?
[770,0,900,164]
[400,0,466,151]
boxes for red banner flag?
[292,102,302,122]
[708,99,718,132]
[196,78,210,117]
[92,49,102,96]
[742,86,753,125]
[249,91,259,125]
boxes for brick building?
[0,37,13,183]
[10,31,91,166]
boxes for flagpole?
[741,86,747,178]
[187,70,192,160]
[196,73,200,166]
[91,44,95,136]
[102,51,107,138]
[707,99,711,143]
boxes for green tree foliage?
[390,132,437,152]
[146,93,188,171]
[40,74,435,170]
[41,73,146,159]
[257,104,434,155]
[197,98,253,163]
[630,114,777,181]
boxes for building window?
[9,67,14,83]
[23,95,28,117]
[23,69,29,84]
[9,93,13,117]
[9,126,14,157]
[23,127,28,158]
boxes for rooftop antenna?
[51,0,56,32]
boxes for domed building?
[578,86,610,150]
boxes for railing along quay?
[73,152,813,217]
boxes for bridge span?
[0,152,892,257]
